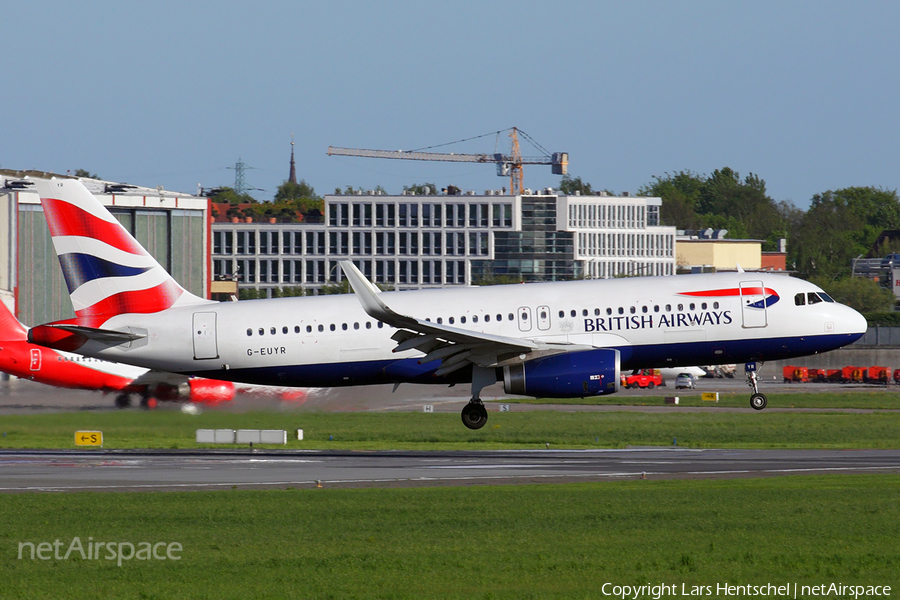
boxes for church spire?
[288,134,297,184]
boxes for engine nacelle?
[187,378,235,404]
[502,349,620,398]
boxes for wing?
[339,261,589,376]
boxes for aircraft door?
[740,280,768,328]
[30,348,41,371]
[517,306,533,332]
[192,312,219,359]
[537,305,551,331]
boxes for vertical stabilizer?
[33,178,211,327]
[0,301,28,341]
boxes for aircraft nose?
[842,306,868,336]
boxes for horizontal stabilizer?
[29,322,145,352]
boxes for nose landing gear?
[745,362,768,410]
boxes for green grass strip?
[503,390,900,409]
[2,409,900,450]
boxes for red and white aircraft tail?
[28,178,211,350]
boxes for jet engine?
[151,378,235,405]
[502,349,620,398]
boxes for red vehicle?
[782,366,809,383]
[622,369,664,389]
[867,366,890,384]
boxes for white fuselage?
[75,271,866,390]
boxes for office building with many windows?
[211,190,676,296]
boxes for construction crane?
[327,127,567,196]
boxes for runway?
[2,448,899,492]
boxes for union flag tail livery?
[33,178,210,329]
[28,178,868,429]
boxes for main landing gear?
[461,399,488,430]
[745,362,768,410]
[460,365,496,430]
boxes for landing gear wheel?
[114,394,131,409]
[750,393,768,410]
[461,401,488,430]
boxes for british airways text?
[584,311,733,332]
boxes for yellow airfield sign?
[75,431,103,446]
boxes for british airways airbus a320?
[28,178,867,429]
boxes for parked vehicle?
[674,373,696,389]
[622,369,664,389]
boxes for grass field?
[3,475,898,599]
[505,390,900,409]
[2,406,900,450]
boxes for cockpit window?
[819,292,835,302]
[807,292,824,305]
[794,293,806,306]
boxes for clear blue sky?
[4,1,898,208]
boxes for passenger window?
[497,314,502,321]
[508,313,514,321]
[342,323,348,330]
[629,306,636,314]
[330,324,336,331]
[294,326,300,333]
[689,304,695,311]
[366,322,372,329]
[606,308,612,315]
[377,322,384,328]
[570,310,576,317]
[582,309,588,317]
[485,315,491,322]
[283,326,288,334]
[270,327,276,335]
[666,304,671,312]
[701,303,707,310]
[318,325,324,332]
[246,329,252,336]
[437,317,443,324]
[795,293,806,306]
[449,317,455,324]
[259,328,264,336]
[618,307,624,314]
[713,302,719,309]
[677,304,683,311]
[307,325,312,333]
[354,322,359,330]
[594,308,600,316]
[473,315,479,323]
[521,312,528,321]
[461,316,467,324]
[558,310,564,318]
[653,305,659,313]
[642,306,648,313]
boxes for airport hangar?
[0,170,211,327]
